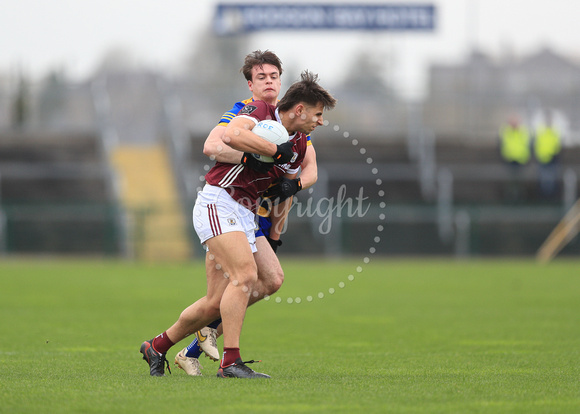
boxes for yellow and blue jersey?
[218,97,312,146]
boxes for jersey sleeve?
[217,102,244,126]
[217,98,254,126]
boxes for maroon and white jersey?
[204,100,307,212]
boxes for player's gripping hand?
[266,237,282,253]
[273,142,294,164]
[241,153,273,174]
[263,177,302,204]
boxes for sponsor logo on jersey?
[239,104,257,115]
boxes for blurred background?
[1,0,579,260]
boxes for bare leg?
[165,250,230,343]
[249,236,284,305]
[205,231,257,349]
[210,236,284,340]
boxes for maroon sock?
[221,347,241,367]
[152,331,174,354]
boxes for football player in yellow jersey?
[174,50,320,376]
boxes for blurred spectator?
[500,115,531,165]
[534,112,562,199]
[499,115,531,202]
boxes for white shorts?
[192,184,257,253]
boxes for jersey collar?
[274,108,296,139]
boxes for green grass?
[1,258,579,413]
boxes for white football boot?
[174,348,202,376]
[196,327,220,361]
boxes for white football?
[251,120,289,163]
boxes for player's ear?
[295,103,304,116]
[248,80,253,91]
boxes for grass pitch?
[1,258,579,413]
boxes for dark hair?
[240,50,283,81]
[277,71,337,112]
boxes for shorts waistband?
[202,183,225,195]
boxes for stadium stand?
[434,140,580,204]
[111,145,191,261]
[4,45,579,258]
[184,131,580,256]
[0,131,122,255]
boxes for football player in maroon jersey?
[176,50,321,376]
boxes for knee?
[180,297,220,325]
[273,268,284,293]
[265,267,284,295]
[204,298,221,319]
[230,261,258,289]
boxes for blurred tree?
[12,70,30,130]
[183,29,249,102]
[95,47,140,74]
[338,48,395,99]
[37,69,67,127]
[332,46,405,135]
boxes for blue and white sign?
[214,3,436,35]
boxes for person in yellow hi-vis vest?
[499,115,531,202]
[534,113,562,198]
[500,116,531,165]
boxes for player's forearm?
[299,165,317,190]
[224,118,277,156]
[209,144,244,164]
[269,197,292,240]
[299,145,318,189]
[203,125,244,164]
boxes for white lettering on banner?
[243,7,327,28]
[215,4,436,34]
[332,7,433,28]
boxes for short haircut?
[277,71,337,112]
[240,50,283,81]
